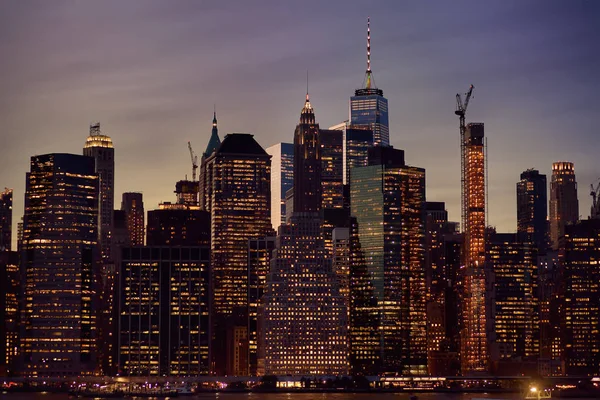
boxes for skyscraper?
[517,169,548,252]
[247,236,276,376]
[319,129,344,209]
[350,18,389,146]
[350,145,427,374]
[199,111,221,211]
[0,250,19,376]
[118,246,210,376]
[259,93,349,376]
[329,123,374,185]
[559,219,600,375]
[121,192,144,246]
[259,213,349,376]
[21,153,99,377]
[0,188,12,251]
[487,232,537,365]
[293,93,321,213]
[549,162,579,250]
[203,133,271,376]
[83,122,115,261]
[266,143,294,230]
[461,122,488,374]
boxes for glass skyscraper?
[549,161,579,250]
[350,146,427,375]
[517,169,548,252]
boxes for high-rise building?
[247,236,276,376]
[203,133,271,376]
[319,129,344,209]
[293,94,321,213]
[21,153,99,377]
[117,246,210,376]
[517,169,548,252]
[121,192,144,246]
[549,162,579,250]
[350,18,389,146]
[259,212,348,376]
[83,122,115,262]
[266,143,294,230]
[461,122,488,374]
[0,250,19,376]
[487,232,537,365]
[146,204,210,247]
[329,123,374,186]
[348,216,380,375]
[259,93,348,376]
[350,145,427,374]
[559,219,600,376]
[0,189,12,251]
[424,201,460,373]
[199,111,221,211]
[538,250,562,376]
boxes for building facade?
[0,251,19,376]
[203,133,271,376]
[487,232,537,366]
[259,213,349,376]
[83,122,115,262]
[146,205,210,247]
[329,123,374,185]
[266,143,294,230]
[461,122,488,374]
[21,153,99,377]
[350,146,427,374]
[319,129,344,209]
[118,246,210,376]
[549,162,579,250]
[517,169,548,253]
[559,219,600,376]
[248,236,276,376]
[0,188,12,251]
[121,192,145,246]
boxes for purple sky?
[1,1,599,245]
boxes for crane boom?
[188,141,198,182]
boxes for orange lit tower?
[461,122,488,373]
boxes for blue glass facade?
[350,90,389,146]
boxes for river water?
[0,393,558,400]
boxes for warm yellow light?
[530,387,537,393]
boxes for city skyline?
[2,1,600,246]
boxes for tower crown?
[84,122,113,149]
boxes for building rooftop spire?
[204,109,221,157]
[363,16,377,90]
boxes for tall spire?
[367,17,371,74]
[204,108,221,157]
[363,16,376,90]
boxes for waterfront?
[0,393,570,400]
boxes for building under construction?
[456,85,489,374]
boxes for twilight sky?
[1,1,599,245]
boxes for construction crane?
[188,141,198,182]
[591,179,600,219]
[455,84,474,232]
